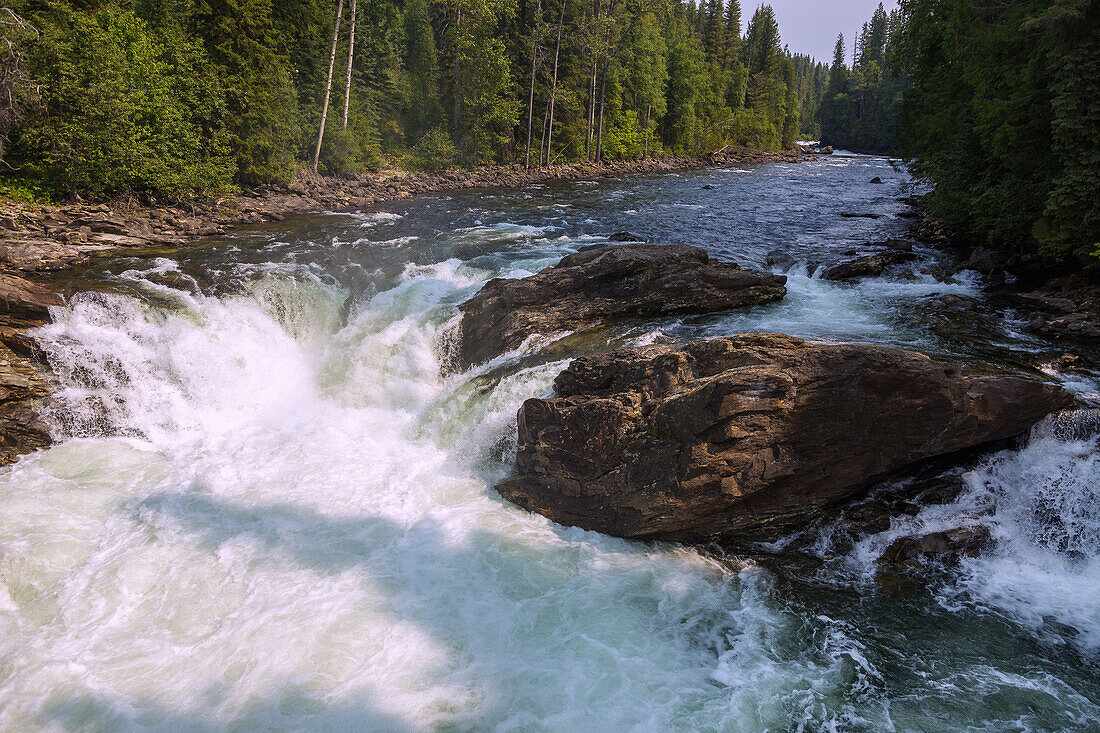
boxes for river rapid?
[2,155,1098,731]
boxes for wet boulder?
[496,333,1072,543]
[0,272,63,328]
[876,526,992,569]
[0,342,51,466]
[450,244,786,370]
[820,250,917,280]
[881,238,914,252]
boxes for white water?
[2,158,1098,729]
[0,261,899,731]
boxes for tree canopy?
[0,0,825,197]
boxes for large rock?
[497,333,1072,543]
[0,342,51,466]
[0,272,63,327]
[876,526,992,569]
[451,244,786,370]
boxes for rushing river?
[2,155,1098,731]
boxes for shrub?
[18,5,234,198]
[403,127,458,171]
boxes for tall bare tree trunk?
[643,103,651,157]
[586,55,597,158]
[596,60,608,161]
[453,8,462,134]
[342,0,357,130]
[544,0,565,167]
[540,98,550,167]
[525,0,542,170]
[595,0,616,162]
[313,0,344,173]
[585,0,600,160]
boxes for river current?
[2,155,1098,731]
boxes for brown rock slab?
[497,333,1073,543]
[0,342,51,466]
[451,244,786,370]
[0,272,63,327]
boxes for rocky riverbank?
[0,147,805,278]
[903,197,1100,345]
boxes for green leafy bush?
[403,128,458,171]
[19,5,234,198]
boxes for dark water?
[2,154,1098,731]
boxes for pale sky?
[753,1,900,63]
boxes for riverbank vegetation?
[0,0,825,201]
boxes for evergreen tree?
[404,0,442,141]
[193,0,299,183]
[2,0,847,197]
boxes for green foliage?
[17,3,234,198]
[819,3,905,154]
[898,0,1100,266]
[403,0,442,141]
[193,0,299,184]
[403,126,458,170]
[0,175,54,204]
[3,0,836,199]
[1033,0,1100,264]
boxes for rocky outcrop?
[0,272,59,465]
[820,250,918,280]
[451,244,787,370]
[0,342,51,465]
[496,333,1072,543]
[0,272,63,327]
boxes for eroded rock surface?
[0,273,61,465]
[0,272,64,329]
[451,244,786,370]
[497,333,1072,543]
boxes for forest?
[821,0,1098,267]
[0,0,1096,268]
[0,0,826,199]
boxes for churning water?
[1,157,1098,731]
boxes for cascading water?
[1,157,1097,731]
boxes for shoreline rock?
[497,333,1072,544]
[0,273,61,466]
[450,244,787,371]
[0,341,51,465]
